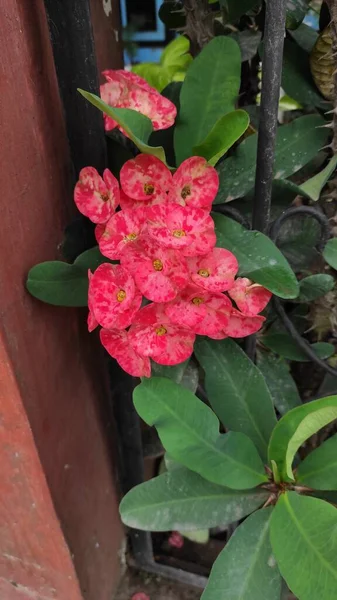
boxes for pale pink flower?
[74,167,119,224]
[187,248,239,292]
[120,154,172,203]
[223,308,266,338]
[129,303,195,365]
[165,285,232,337]
[172,156,219,209]
[100,69,176,132]
[228,278,272,316]
[88,264,141,330]
[147,204,216,256]
[120,239,189,303]
[98,208,147,260]
[100,329,151,378]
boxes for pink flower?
[129,304,195,365]
[172,156,219,209]
[100,329,151,378]
[100,70,176,132]
[131,594,150,600]
[120,154,172,204]
[120,239,189,303]
[87,271,99,332]
[228,278,272,316]
[165,285,232,338]
[187,248,239,292]
[88,263,141,329]
[74,167,119,224]
[168,531,184,549]
[98,208,147,260]
[147,204,216,256]
[223,308,265,338]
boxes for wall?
[0,1,124,598]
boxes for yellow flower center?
[172,229,186,238]
[117,289,126,302]
[153,259,163,271]
[125,232,137,241]
[181,185,191,200]
[198,269,210,278]
[155,325,167,336]
[100,192,110,202]
[192,297,204,305]
[144,183,155,195]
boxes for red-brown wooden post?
[0,1,125,599]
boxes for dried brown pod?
[310,24,335,101]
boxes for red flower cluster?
[74,155,271,377]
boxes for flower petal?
[121,239,189,303]
[74,167,119,224]
[166,285,231,336]
[89,263,141,329]
[100,329,151,377]
[98,208,147,260]
[228,278,272,316]
[223,308,265,338]
[172,156,219,209]
[188,248,239,292]
[120,154,172,201]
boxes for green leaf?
[174,37,241,164]
[202,508,281,600]
[297,434,337,490]
[277,213,321,270]
[270,492,337,600]
[297,274,335,302]
[74,245,112,271]
[214,213,299,299]
[286,0,310,29]
[323,238,337,270]
[132,63,172,92]
[230,30,262,62]
[195,338,276,461]
[133,377,267,489]
[151,359,199,393]
[261,334,334,362]
[221,0,261,22]
[268,395,337,480]
[120,467,269,531]
[216,115,330,202]
[289,23,318,53]
[193,110,250,166]
[161,35,190,68]
[256,351,301,415]
[26,261,88,307]
[182,529,209,544]
[300,156,337,201]
[78,90,167,163]
[282,39,327,109]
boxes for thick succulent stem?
[182,0,214,56]
[326,0,337,153]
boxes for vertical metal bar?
[253,0,287,233]
[44,0,106,176]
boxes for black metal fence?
[44,0,336,588]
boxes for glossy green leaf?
[270,492,337,600]
[289,23,318,53]
[151,359,199,393]
[297,434,337,490]
[174,37,241,164]
[300,156,337,201]
[133,377,267,489]
[78,89,167,163]
[214,213,299,298]
[282,39,327,109]
[195,338,276,460]
[26,261,88,307]
[120,467,268,531]
[230,30,262,62]
[256,351,301,415]
[268,395,337,480]
[161,35,190,68]
[193,110,249,166]
[132,63,172,92]
[216,115,329,202]
[182,529,209,544]
[297,274,335,302]
[262,334,334,362]
[74,245,112,271]
[221,0,261,22]
[202,508,281,600]
[323,238,337,270]
[286,0,310,29]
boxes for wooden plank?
[0,1,125,599]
